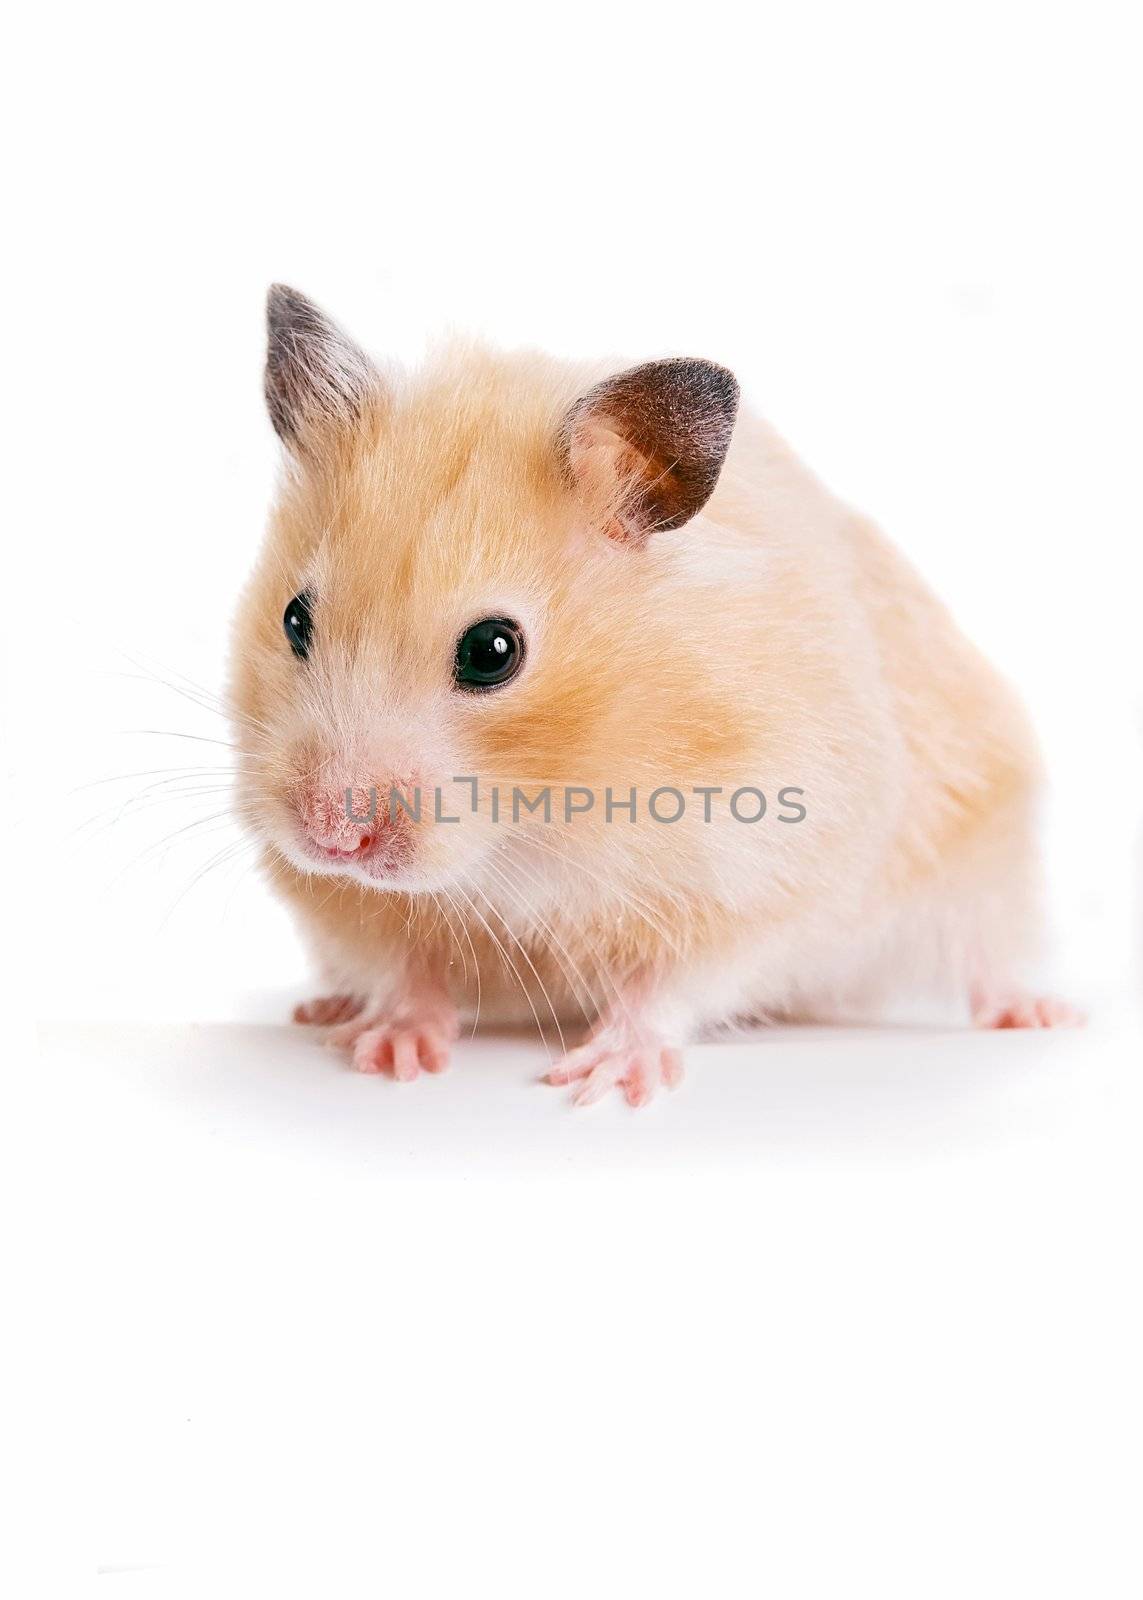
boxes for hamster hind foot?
[970,987,1085,1030]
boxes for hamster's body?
[230,287,1077,1105]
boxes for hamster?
[228,284,1080,1107]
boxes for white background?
[6,2,1142,1595]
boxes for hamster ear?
[264,284,382,455]
[560,358,739,541]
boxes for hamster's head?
[230,286,740,896]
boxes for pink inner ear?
[559,357,739,541]
[564,413,653,545]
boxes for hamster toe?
[293,993,363,1026]
[972,991,1085,1029]
[342,1021,454,1079]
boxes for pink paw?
[328,1003,459,1081]
[972,992,1085,1030]
[292,993,364,1026]
[546,1036,683,1107]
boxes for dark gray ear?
[560,358,739,538]
[264,285,380,452]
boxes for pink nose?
[306,829,376,860]
[297,786,386,857]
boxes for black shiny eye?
[283,591,314,659]
[454,617,525,691]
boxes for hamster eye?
[283,591,314,659]
[454,617,525,691]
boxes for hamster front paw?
[546,1015,684,1108]
[327,995,459,1080]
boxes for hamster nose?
[297,785,391,857]
[305,827,377,859]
